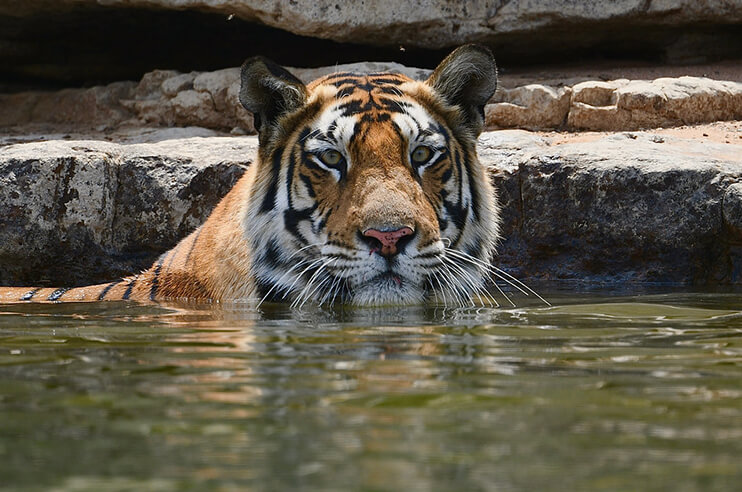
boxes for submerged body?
[0,45,502,307]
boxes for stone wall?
[3,64,741,134]
[2,130,740,287]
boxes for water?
[1,291,741,491]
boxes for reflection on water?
[0,292,741,491]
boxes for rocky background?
[1,0,741,289]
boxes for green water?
[1,291,741,491]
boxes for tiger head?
[238,45,500,306]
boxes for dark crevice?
[0,7,448,91]
[2,7,742,92]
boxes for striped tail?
[0,227,213,304]
[0,276,150,304]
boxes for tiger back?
[0,45,501,307]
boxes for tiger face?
[239,45,500,306]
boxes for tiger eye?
[319,149,343,167]
[411,146,433,164]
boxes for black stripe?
[336,86,356,99]
[453,148,464,201]
[47,288,70,301]
[286,151,297,208]
[360,112,391,124]
[314,208,331,235]
[327,76,364,87]
[284,205,317,242]
[149,256,165,301]
[20,288,41,301]
[441,166,452,183]
[464,149,481,220]
[165,245,178,271]
[98,280,122,300]
[299,174,316,198]
[367,76,406,85]
[338,98,375,116]
[184,227,203,266]
[443,199,468,231]
[379,98,411,113]
[263,239,283,269]
[260,151,283,213]
[122,279,137,300]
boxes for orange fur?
[0,45,500,306]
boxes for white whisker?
[442,256,494,307]
[438,262,471,308]
[283,257,326,300]
[256,258,311,307]
[295,258,338,309]
[490,265,551,306]
[445,248,549,306]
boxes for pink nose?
[363,227,414,256]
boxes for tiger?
[0,44,503,307]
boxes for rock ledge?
[1,129,740,287]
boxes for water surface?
[1,291,741,491]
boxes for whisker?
[428,273,441,306]
[438,261,471,308]
[295,258,338,309]
[442,256,496,307]
[283,257,326,300]
[329,278,344,306]
[318,274,342,307]
[427,270,447,308]
[487,279,514,308]
[291,260,328,309]
[445,249,516,306]
[444,252,510,307]
[445,248,550,306]
[429,268,451,308]
[490,265,551,306]
[288,242,325,260]
[257,258,312,307]
[256,242,326,307]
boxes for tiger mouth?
[348,270,426,306]
[349,270,418,293]
[366,271,405,287]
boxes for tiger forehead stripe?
[314,80,417,130]
[319,72,408,88]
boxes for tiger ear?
[239,57,307,141]
[426,44,497,135]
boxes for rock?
[3,64,741,135]
[0,136,255,285]
[0,82,137,128]
[486,76,742,131]
[1,130,741,287]
[568,77,742,130]
[723,183,742,239]
[487,85,572,130]
[3,0,741,50]
[482,131,742,284]
[121,67,254,132]
[161,72,197,97]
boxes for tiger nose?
[362,227,415,257]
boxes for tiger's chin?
[349,274,427,306]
